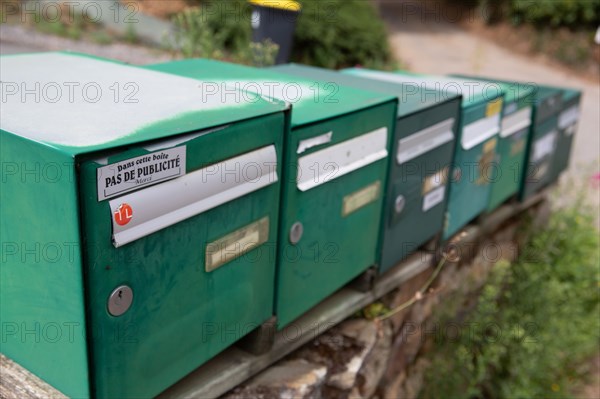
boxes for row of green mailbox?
[0,52,581,398]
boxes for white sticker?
[423,185,445,212]
[297,131,333,154]
[532,131,557,162]
[97,146,186,201]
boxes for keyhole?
[108,285,133,316]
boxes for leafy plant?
[124,23,140,44]
[510,0,600,28]
[293,0,394,69]
[91,30,113,45]
[170,6,278,66]
[421,181,600,398]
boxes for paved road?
[380,1,599,178]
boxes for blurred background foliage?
[177,0,394,68]
[473,0,600,27]
[421,183,600,399]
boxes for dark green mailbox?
[552,88,582,181]
[520,86,563,200]
[1,53,287,398]
[453,75,535,210]
[146,60,396,327]
[270,64,460,272]
[346,69,504,240]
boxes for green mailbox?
[346,69,504,240]
[452,76,535,210]
[520,86,564,200]
[552,88,582,181]
[271,64,460,272]
[1,53,288,398]
[146,60,396,328]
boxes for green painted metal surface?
[519,86,564,200]
[453,76,536,210]
[1,133,91,399]
[146,60,396,328]
[345,69,504,240]
[272,64,460,272]
[1,53,288,398]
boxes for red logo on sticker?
[114,203,133,226]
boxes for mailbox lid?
[78,113,284,399]
[344,68,498,109]
[146,59,396,127]
[271,64,461,116]
[0,52,287,155]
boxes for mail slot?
[146,59,396,328]
[346,69,504,240]
[520,85,564,200]
[271,64,460,272]
[452,76,535,210]
[0,53,287,398]
[551,88,581,182]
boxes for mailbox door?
[78,114,284,399]
[380,99,459,272]
[520,115,560,200]
[552,92,581,181]
[443,98,502,240]
[488,100,533,210]
[276,102,394,328]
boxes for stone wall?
[222,198,549,399]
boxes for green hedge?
[421,195,600,398]
[292,0,393,69]
[510,0,600,28]
[475,0,600,28]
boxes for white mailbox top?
[0,52,285,153]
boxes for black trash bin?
[250,0,301,64]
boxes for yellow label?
[486,99,503,117]
[205,217,269,272]
[422,167,449,195]
[342,181,380,217]
[483,137,498,153]
[249,0,301,11]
